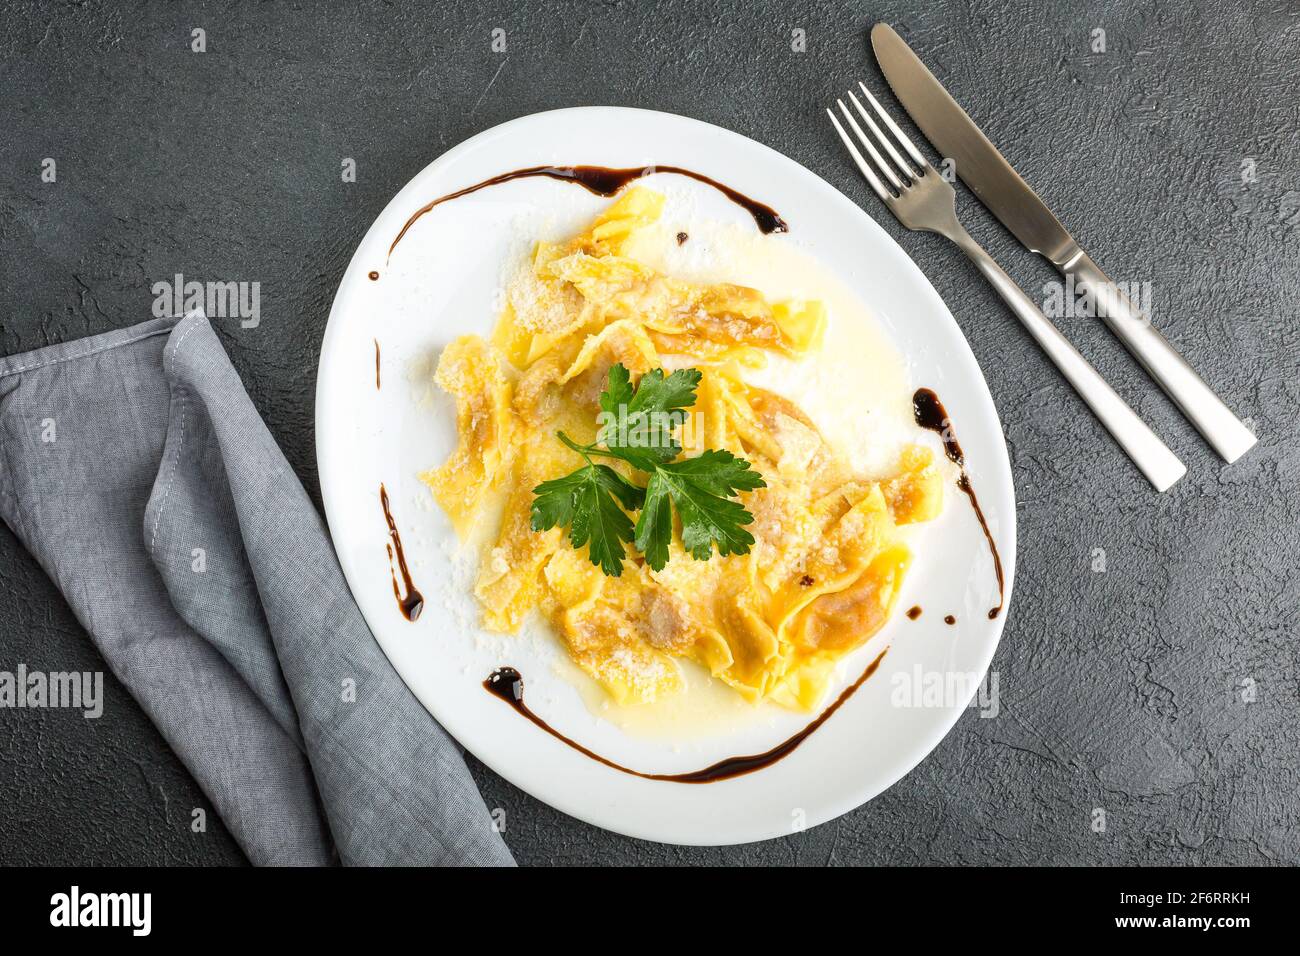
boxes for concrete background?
[1,0,1297,865]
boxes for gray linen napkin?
[0,312,514,866]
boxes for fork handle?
[949,229,1187,492]
[1063,250,1257,463]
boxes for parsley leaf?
[635,449,766,569]
[598,365,701,470]
[530,435,644,577]
[532,364,764,576]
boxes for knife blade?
[871,22,1257,463]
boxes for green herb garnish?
[530,364,765,576]
[531,438,644,578]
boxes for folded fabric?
[0,313,513,866]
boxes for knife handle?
[949,229,1186,491]
[1064,251,1257,463]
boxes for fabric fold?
[0,313,513,867]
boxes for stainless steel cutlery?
[868,22,1256,467]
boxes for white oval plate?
[316,107,1015,846]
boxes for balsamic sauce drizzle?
[374,338,381,390]
[389,164,788,257]
[912,387,1005,620]
[368,270,380,281]
[483,649,887,784]
[379,484,424,621]
[906,606,922,620]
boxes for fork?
[828,84,1187,492]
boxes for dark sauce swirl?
[912,387,1005,620]
[484,649,887,784]
[380,484,424,621]
[390,164,788,258]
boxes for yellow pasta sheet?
[424,187,942,710]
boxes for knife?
[871,22,1257,463]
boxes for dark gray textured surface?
[1,0,1297,866]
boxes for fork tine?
[846,90,914,181]
[835,98,903,191]
[826,108,891,202]
[857,82,928,169]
